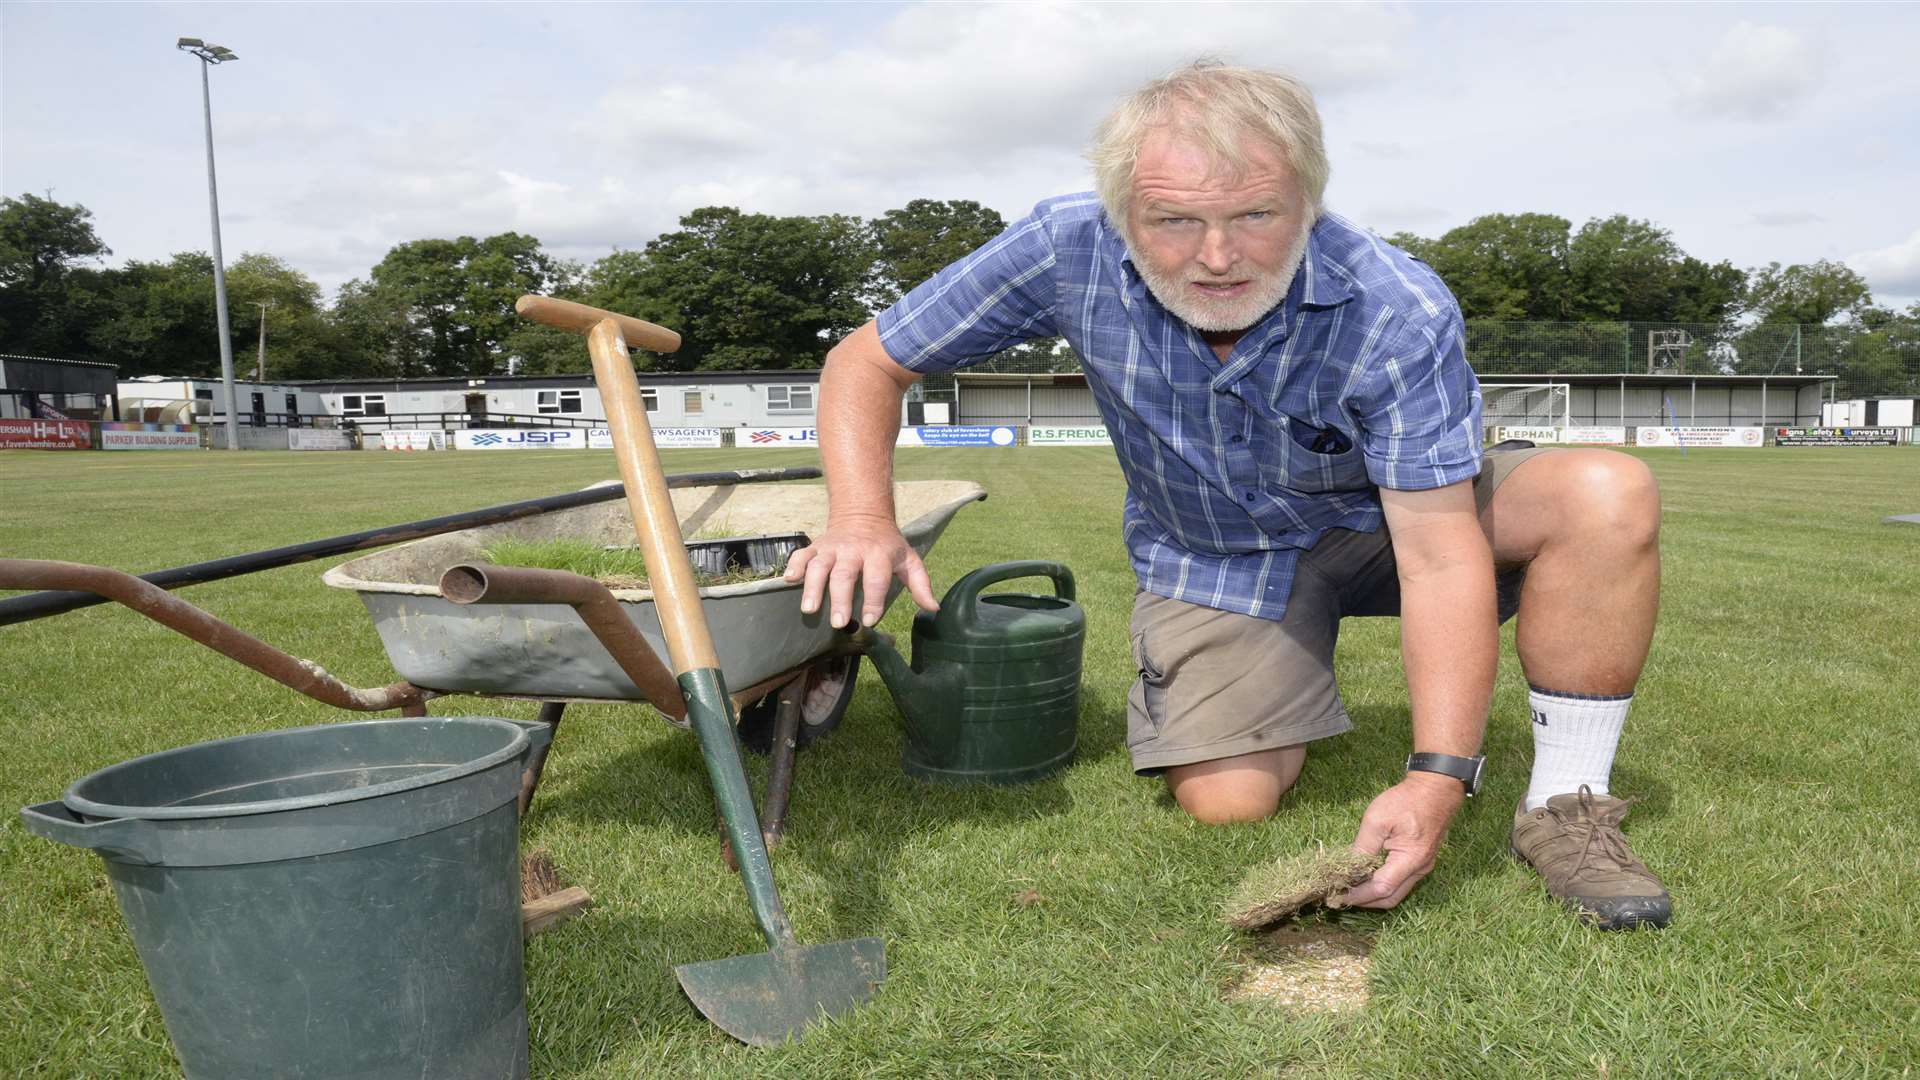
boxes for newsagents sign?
[1028,425,1112,447]
[587,427,723,449]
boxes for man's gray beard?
[1132,225,1312,334]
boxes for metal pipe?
[0,466,821,626]
[193,54,241,452]
[0,559,426,713]
[437,563,687,721]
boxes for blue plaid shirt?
[876,193,1482,621]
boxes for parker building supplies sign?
[1635,426,1764,448]
[453,429,587,451]
[897,425,1017,447]
[1774,427,1900,447]
[0,418,90,449]
[588,427,723,450]
[288,429,355,451]
[739,427,819,448]
[1028,425,1113,447]
[1561,427,1628,445]
[381,430,448,451]
[101,423,199,450]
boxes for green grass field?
[2,445,1916,1078]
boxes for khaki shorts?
[1126,447,1552,775]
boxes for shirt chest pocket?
[1273,416,1369,493]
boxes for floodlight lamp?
[178,37,203,47]
[215,50,239,61]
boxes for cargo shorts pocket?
[1126,629,1168,749]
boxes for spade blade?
[674,937,885,1046]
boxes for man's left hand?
[1341,772,1466,909]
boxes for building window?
[537,389,583,415]
[683,389,703,414]
[341,394,387,417]
[767,385,814,413]
[641,389,658,412]
[195,387,215,401]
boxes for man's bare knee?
[1165,747,1306,824]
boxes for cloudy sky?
[4,2,1918,307]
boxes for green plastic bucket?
[20,716,548,1079]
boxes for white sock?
[1524,686,1632,811]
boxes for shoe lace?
[1566,784,1650,880]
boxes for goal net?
[1480,381,1569,437]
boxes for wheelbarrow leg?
[760,675,805,847]
[720,672,805,869]
[518,701,566,815]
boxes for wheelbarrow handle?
[516,295,682,354]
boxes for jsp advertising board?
[587,427,723,449]
[453,429,587,450]
[0,418,91,449]
[896,425,1017,447]
[101,423,200,450]
[1028,425,1113,447]
[1634,427,1764,448]
[738,427,820,448]
[1773,427,1901,447]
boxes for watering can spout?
[855,629,967,766]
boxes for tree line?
[1,192,1913,396]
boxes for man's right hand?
[784,514,939,629]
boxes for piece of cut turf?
[1224,846,1386,931]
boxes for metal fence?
[917,322,1919,402]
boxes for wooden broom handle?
[585,318,719,673]
[516,295,682,354]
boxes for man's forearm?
[817,321,917,525]
[1397,556,1498,759]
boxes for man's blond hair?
[1090,59,1329,236]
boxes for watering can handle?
[939,560,1076,633]
[19,802,161,864]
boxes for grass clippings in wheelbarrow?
[1224,844,1385,931]
[479,537,779,589]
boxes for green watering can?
[863,561,1085,784]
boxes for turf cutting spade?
[515,295,884,1045]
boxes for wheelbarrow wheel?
[739,654,860,755]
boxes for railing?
[190,411,608,432]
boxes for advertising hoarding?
[381,430,448,451]
[101,423,199,450]
[289,429,355,451]
[453,429,587,450]
[1027,425,1113,446]
[896,425,1017,447]
[1560,427,1628,445]
[587,427,723,449]
[1773,427,1900,446]
[1493,426,1560,444]
[1634,427,1764,448]
[738,427,819,448]
[0,418,91,449]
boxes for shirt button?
[1244,492,1256,501]
[1230,434,1244,443]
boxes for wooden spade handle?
[585,318,719,673]
[516,295,682,354]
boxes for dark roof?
[1478,373,1836,387]
[0,353,119,370]
[285,370,823,393]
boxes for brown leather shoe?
[1510,786,1672,930]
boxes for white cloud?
[1677,22,1825,121]
[1849,227,1920,297]
[1750,211,1824,227]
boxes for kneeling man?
[786,61,1669,929]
